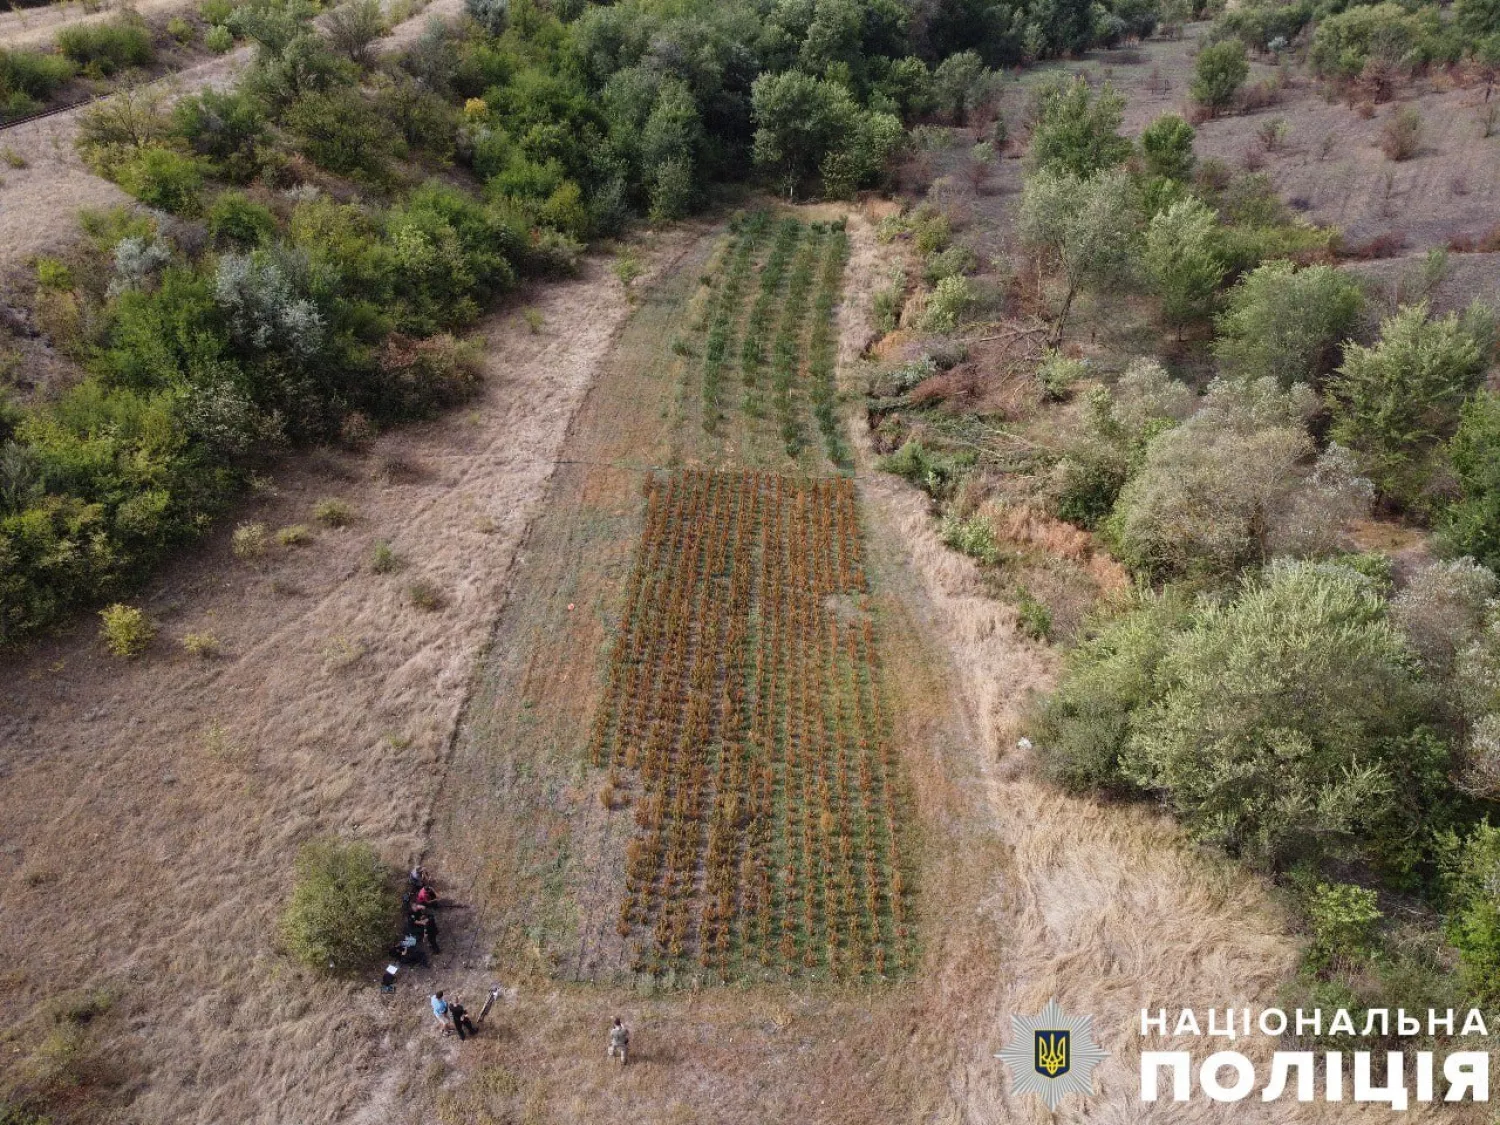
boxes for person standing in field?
[430,991,451,1035]
[607,1017,630,1066]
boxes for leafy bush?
[206,24,235,53]
[276,523,312,546]
[1213,261,1363,388]
[408,577,445,610]
[1327,302,1488,509]
[1123,559,1448,871]
[1108,379,1371,582]
[1305,881,1383,968]
[207,192,276,247]
[1037,349,1086,400]
[280,838,398,973]
[56,18,154,75]
[1143,197,1225,336]
[0,48,76,120]
[181,631,220,657]
[1309,3,1438,81]
[173,89,267,182]
[325,0,387,65]
[286,88,402,185]
[920,275,974,332]
[370,541,400,573]
[375,334,484,419]
[113,146,206,215]
[940,512,1001,564]
[1140,113,1195,182]
[99,603,155,657]
[1015,588,1052,641]
[1026,75,1131,178]
[878,440,971,498]
[233,521,270,560]
[1191,40,1248,114]
[1441,392,1500,570]
[1034,589,1189,793]
[1380,105,1421,161]
[314,498,356,527]
[1441,822,1500,1001]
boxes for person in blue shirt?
[430,991,451,1034]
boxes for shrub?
[285,88,402,185]
[1327,302,1487,509]
[1140,113,1196,182]
[374,334,484,419]
[1213,261,1363,388]
[99,603,154,657]
[878,439,971,498]
[1440,392,1500,571]
[1026,75,1131,178]
[0,49,76,120]
[1309,3,1434,82]
[314,498,356,527]
[920,275,974,332]
[181,631,221,658]
[233,521,270,560]
[167,17,195,45]
[56,18,154,76]
[922,244,978,285]
[205,24,234,53]
[466,0,509,36]
[370,541,400,573]
[1305,881,1383,968]
[1037,349,1087,400]
[1143,197,1225,337]
[1034,590,1189,793]
[174,89,266,182]
[408,577,446,610]
[1109,379,1371,582]
[1441,822,1500,1002]
[939,512,1001,564]
[207,191,275,248]
[1123,559,1447,872]
[280,838,398,973]
[1379,105,1421,161]
[276,524,313,546]
[1016,588,1052,641]
[325,0,387,65]
[1191,40,1248,115]
[113,146,206,216]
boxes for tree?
[1018,167,1137,344]
[1109,379,1372,581]
[932,50,989,123]
[1327,302,1488,509]
[280,838,399,973]
[1139,113,1195,181]
[1191,39,1248,115]
[1124,559,1444,871]
[750,70,858,197]
[1143,198,1225,337]
[1442,822,1500,1001]
[1440,391,1500,570]
[1026,75,1131,178]
[1213,261,1364,389]
[1455,0,1500,39]
[324,0,387,65]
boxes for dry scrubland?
[8,22,1497,1123]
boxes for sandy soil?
[0,243,668,1123]
[0,0,462,279]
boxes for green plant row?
[807,226,850,465]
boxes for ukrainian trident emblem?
[997,999,1109,1110]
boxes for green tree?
[280,838,399,973]
[1440,391,1500,569]
[1026,75,1131,178]
[1139,113,1196,181]
[751,70,858,197]
[1018,167,1137,344]
[1191,39,1248,115]
[1327,302,1487,509]
[1442,822,1500,1002]
[1455,0,1500,38]
[932,50,989,122]
[1124,559,1445,871]
[1213,261,1364,389]
[1143,197,1225,337]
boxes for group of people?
[392,865,442,965]
[400,863,635,1065]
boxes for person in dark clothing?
[409,906,440,954]
[449,998,477,1041]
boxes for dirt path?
[0,242,672,1123]
[0,0,461,277]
